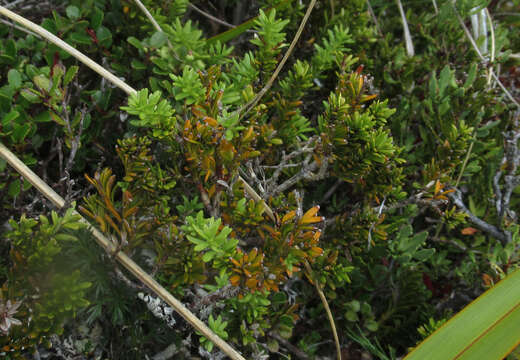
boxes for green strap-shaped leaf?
[405,268,520,360]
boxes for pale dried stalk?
[304,260,342,360]
[0,6,135,95]
[131,0,175,52]
[396,0,414,57]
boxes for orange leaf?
[299,206,323,224]
[230,275,241,286]
[281,210,296,224]
[245,277,258,289]
[230,257,241,267]
[309,246,323,257]
[434,180,441,195]
[461,227,479,235]
[204,116,218,127]
[482,273,493,287]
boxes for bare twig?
[493,115,520,224]
[485,8,496,86]
[322,179,343,203]
[131,0,177,55]
[0,17,39,36]
[448,187,511,245]
[432,0,439,14]
[269,332,311,360]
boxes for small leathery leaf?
[461,227,478,235]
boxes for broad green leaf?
[96,26,112,47]
[8,69,22,88]
[20,88,42,103]
[33,75,51,92]
[90,7,104,29]
[8,179,20,197]
[405,268,520,360]
[34,110,53,123]
[463,63,478,89]
[66,5,80,20]
[69,32,92,45]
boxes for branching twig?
[448,187,511,245]
[366,0,382,36]
[269,332,311,360]
[493,114,520,224]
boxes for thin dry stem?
[304,260,342,360]
[396,0,414,57]
[131,0,176,53]
[485,7,496,86]
[0,6,136,95]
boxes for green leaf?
[90,7,104,29]
[34,110,53,123]
[405,268,520,360]
[463,63,478,89]
[2,110,20,126]
[64,65,79,86]
[96,26,112,47]
[8,179,20,197]
[20,88,42,103]
[12,123,30,142]
[66,5,80,20]
[150,31,168,48]
[206,1,290,45]
[33,75,51,92]
[131,60,146,70]
[8,69,22,88]
[128,36,145,51]
[69,32,92,45]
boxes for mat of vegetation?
[0,0,519,359]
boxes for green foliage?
[1,208,91,355]
[199,314,229,352]
[182,211,238,265]
[1,0,520,358]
